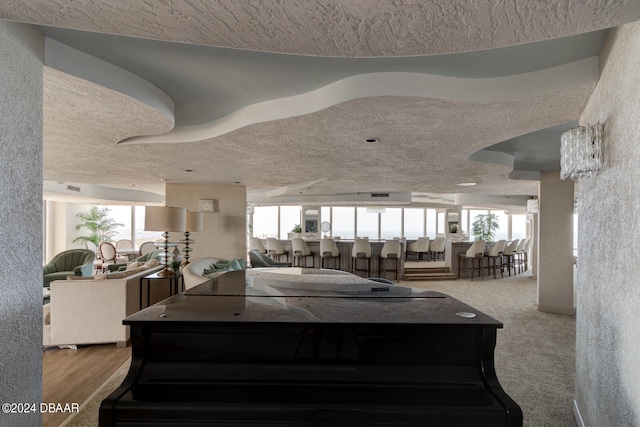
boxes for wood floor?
[42,344,131,427]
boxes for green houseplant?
[291,224,302,233]
[73,207,124,247]
[471,213,499,241]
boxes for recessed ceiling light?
[364,138,379,143]
[185,169,194,172]
[129,184,138,187]
[457,182,477,186]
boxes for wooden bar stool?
[320,238,340,269]
[351,238,371,278]
[380,239,401,280]
[458,240,486,281]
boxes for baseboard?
[574,399,586,427]
[537,304,576,316]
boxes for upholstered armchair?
[248,250,290,268]
[106,249,164,272]
[43,249,95,287]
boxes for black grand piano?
[100,268,522,426]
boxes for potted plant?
[291,224,302,233]
[73,207,124,248]
[471,213,499,241]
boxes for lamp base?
[157,268,176,278]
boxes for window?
[332,207,355,239]
[426,209,437,237]
[279,206,301,239]
[380,208,402,240]
[135,206,159,246]
[437,211,445,235]
[357,207,379,239]
[491,210,508,241]
[511,214,527,241]
[253,206,278,238]
[403,208,424,239]
[98,205,132,242]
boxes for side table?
[140,272,183,310]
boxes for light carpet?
[63,271,576,427]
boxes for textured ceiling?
[4,1,640,210]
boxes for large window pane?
[426,209,437,238]
[135,206,160,246]
[491,210,508,241]
[332,207,355,239]
[357,208,379,239]
[511,214,527,241]
[437,211,445,235]
[280,206,301,239]
[380,208,402,240]
[404,208,424,239]
[98,205,131,242]
[461,209,469,237]
[469,209,488,240]
[253,206,278,238]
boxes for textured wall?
[0,21,43,426]
[165,184,247,262]
[575,22,640,426]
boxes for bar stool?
[266,238,289,263]
[514,239,527,274]
[484,240,506,279]
[501,239,519,276]
[320,238,340,269]
[458,240,486,281]
[522,238,532,271]
[249,237,267,254]
[380,239,401,280]
[351,238,371,278]
[428,237,445,261]
[292,238,314,268]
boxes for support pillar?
[537,171,575,314]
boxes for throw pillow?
[142,259,160,268]
[126,261,143,270]
[211,259,231,270]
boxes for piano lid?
[124,269,503,327]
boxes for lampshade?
[144,206,187,232]
[186,211,204,232]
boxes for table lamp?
[145,206,187,277]
[181,210,204,265]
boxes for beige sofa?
[183,257,221,290]
[43,263,164,348]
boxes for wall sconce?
[560,122,604,180]
[526,199,539,214]
[199,199,218,213]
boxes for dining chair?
[139,241,157,256]
[514,239,527,274]
[99,242,127,272]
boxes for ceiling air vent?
[66,185,81,192]
[370,193,389,198]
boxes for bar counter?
[264,239,405,279]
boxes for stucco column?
[536,171,575,314]
[0,21,44,426]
